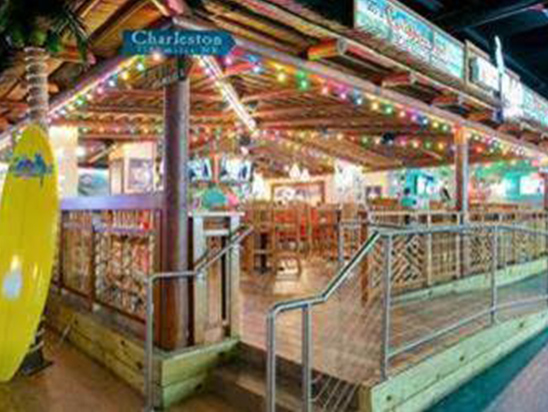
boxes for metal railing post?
[426,214,433,286]
[267,312,277,412]
[145,277,156,412]
[490,227,498,325]
[338,220,345,268]
[381,235,393,380]
[302,305,312,412]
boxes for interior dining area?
[3,1,548,411]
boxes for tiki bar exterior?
[2,0,548,411]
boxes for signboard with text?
[354,0,465,80]
[123,30,235,56]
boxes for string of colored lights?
[198,56,257,131]
[1,48,544,164]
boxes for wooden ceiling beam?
[382,72,417,88]
[281,133,400,168]
[55,116,232,129]
[54,45,97,65]
[307,39,348,60]
[432,93,465,108]
[0,100,28,111]
[467,110,497,122]
[262,115,401,128]
[77,105,162,117]
[75,105,230,120]
[242,88,298,103]
[224,61,255,77]
[99,88,222,102]
[89,0,151,47]
[253,103,349,119]
[82,133,158,142]
[150,0,187,16]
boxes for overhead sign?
[469,55,499,92]
[122,30,235,56]
[354,0,465,80]
[523,87,548,129]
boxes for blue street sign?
[122,30,235,56]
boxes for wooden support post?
[192,215,207,344]
[455,127,470,221]
[228,215,241,338]
[542,173,548,211]
[160,57,193,350]
[455,126,470,278]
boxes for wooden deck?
[240,257,548,386]
[0,333,238,412]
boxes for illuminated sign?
[354,0,465,79]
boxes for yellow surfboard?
[0,124,59,382]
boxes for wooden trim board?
[45,294,238,408]
[360,310,548,412]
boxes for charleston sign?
[123,30,236,56]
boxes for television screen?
[415,175,434,196]
[520,175,543,196]
[188,158,213,182]
[219,157,253,182]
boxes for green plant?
[0,0,87,58]
[0,0,88,127]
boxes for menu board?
[354,0,465,80]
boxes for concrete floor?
[0,334,237,412]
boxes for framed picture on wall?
[127,158,154,193]
[365,185,382,200]
[271,182,325,205]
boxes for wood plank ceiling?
[0,0,539,176]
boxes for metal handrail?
[266,231,381,412]
[266,222,548,411]
[144,225,253,412]
[382,223,548,378]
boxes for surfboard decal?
[9,153,54,185]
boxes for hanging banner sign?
[354,0,465,80]
[501,73,524,120]
[432,32,465,80]
[469,55,500,92]
[523,87,548,129]
[122,30,235,56]
[390,6,432,61]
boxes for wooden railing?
[53,195,162,323]
[363,208,548,295]
[52,195,245,349]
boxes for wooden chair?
[272,206,302,277]
[244,202,275,274]
[316,204,339,261]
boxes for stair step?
[212,362,302,412]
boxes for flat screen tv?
[188,158,213,182]
[219,156,253,182]
[520,175,543,196]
